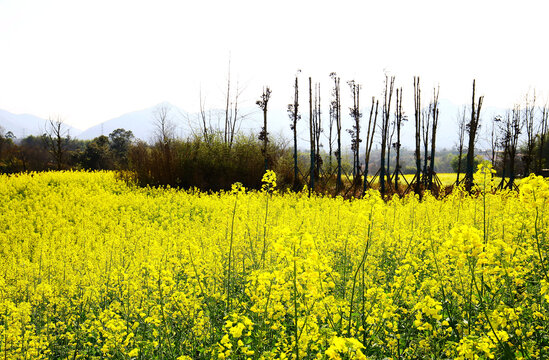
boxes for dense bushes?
[128,134,293,191]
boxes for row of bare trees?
[4,68,548,196]
[263,72,449,197]
[254,72,548,197]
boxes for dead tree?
[225,59,231,145]
[413,77,422,194]
[288,72,301,190]
[153,104,176,182]
[538,102,549,174]
[313,83,323,179]
[455,106,467,185]
[498,114,510,187]
[428,86,440,190]
[223,59,243,148]
[153,104,175,146]
[198,88,210,143]
[228,83,241,148]
[393,88,406,191]
[363,97,379,194]
[257,86,272,172]
[508,106,522,188]
[43,116,69,170]
[330,73,342,192]
[386,110,396,188]
[422,106,431,187]
[347,80,362,185]
[309,77,315,191]
[380,75,395,196]
[490,115,501,169]
[500,106,522,189]
[523,91,536,176]
[465,79,483,192]
[327,95,335,170]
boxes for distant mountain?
[0,109,81,139]
[1,99,508,149]
[76,103,189,141]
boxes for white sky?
[1,0,548,130]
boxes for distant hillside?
[0,109,81,139]
[1,99,507,149]
[76,103,189,141]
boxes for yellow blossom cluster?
[0,169,548,359]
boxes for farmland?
[1,169,548,359]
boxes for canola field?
[1,169,548,359]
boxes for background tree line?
[1,75,548,196]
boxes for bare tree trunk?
[257,87,272,172]
[490,116,500,168]
[314,83,322,180]
[413,77,422,194]
[508,106,522,189]
[288,73,301,190]
[428,86,440,190]
[394,88,403,191]
[309,77,315,192]
[386,113,395,188]
[347,80,362,185]
[328,103,334,170]
[498,112,511,188]
[380,75,395,196]
[330,73,342,192]
[500,135,509,188]
[229,81,239,148]
[538,103,549,174]
[199,89,209,143]
[225,58,231,144]
[363,97,378,194]
[524,91,536,176]
[465,79,483,192]
[422,107,430,187]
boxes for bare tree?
[330,72,342,192]
[455,106,467,185]
[499,106,522,189]
[421,106,431,187]
[489,115,501,169]
[313,83,323,179]
[393,88,405,191]
[413,77,422,194]
[363,97,378,194]
[153,104,175,145]
[42,116,70,170]
[428,86,440,190]
[223,58,244,148]
[465,79,483,192]
[153,104,176,182]
[309,77,315,191]
[257,86,272,172]
[386,110,396,188]
[380,75,395,195]
[347,80,362,185]
[327,92,335,170]
[288,71,301,190]
[198,88,211,143]
[523,91,536,175]
[225,58,232,145]
[538,101,549,174]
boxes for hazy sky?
[1,0,548,130]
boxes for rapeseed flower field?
[1,167,548,359]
